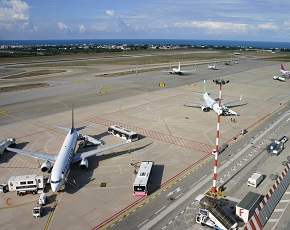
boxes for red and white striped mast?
[211,79,229,195]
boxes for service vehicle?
[196,207,237,230]
[269,173,278,180]
[0,183,8,193]
[247,172,263,187]
[78,134,103,148]
[38,193,47,205]
[108,125,138,142]
[218,143,229,154]
[32,205,43,218]
[240,129,247,135]
[267,140,284,156]
[8,174,45,196]
[0,137,16,156]
[133,161,154,196]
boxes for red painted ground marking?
[6,198,12,206]
[88,116,214,153]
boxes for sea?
[1,39,290,49]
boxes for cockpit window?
[51,179,61,183]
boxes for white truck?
[8,175,45,196]
[196,213,222,229]
[247,172,263,187]
[32,205,43,218]
[0,137,16,156]
[196,208,238,230]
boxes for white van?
[247,172,263,187]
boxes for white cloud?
[106,10,115,17]
[79,24,85,33]
[258,23,278,30]
[174,21,250,33]
[58,22,69,30]
[0,0,34,33]
[0,0,30,21]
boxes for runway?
[0,52,289,229]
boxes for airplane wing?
[161,70,173,73]
[6,147,57,163]
[221,94,242,106]
[73,140,129,163]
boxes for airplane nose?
[51,184,57,193]
[51,183,60,193]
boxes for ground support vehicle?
[0,137,16,155]
[8,175,45,195]
[247,172,263,187]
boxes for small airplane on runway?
[179,80,243,116]
[208,62,218,70]
[7,108,129,192]
[162,62,196,75]
[280,64,290,77]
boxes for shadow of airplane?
[65,142,153,194]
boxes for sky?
[0,0,290,42]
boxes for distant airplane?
[162,62,196,75]
[280,64,290,76]
[179,80,243,116]
[234,52,241,55]
[273,76,286,82]
[208,62,218,70]
[7,108,129,193]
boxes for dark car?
[218,143,229,154]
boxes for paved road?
[99,103,290,230]
[0,59,276,126]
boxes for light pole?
[211,79,229,195]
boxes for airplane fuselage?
[203,93,223,115]
[50,128,78,192]
[171,67,182,75]
[280,69,290,76]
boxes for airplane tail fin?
[281,64,285,71]
[240,94,242,101]
[177,62,181,71]
[203,80,207,93]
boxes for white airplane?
[162,62,196,75]
[273,76,285,82]
[208,63,218,70]
[180,80,242,116]
[280,64,290,76]
[7,108,129,192]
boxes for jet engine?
[201,105,210,112]
[79,158,89,170]
[41,160,51,172]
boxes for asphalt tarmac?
[0,52,289,229]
